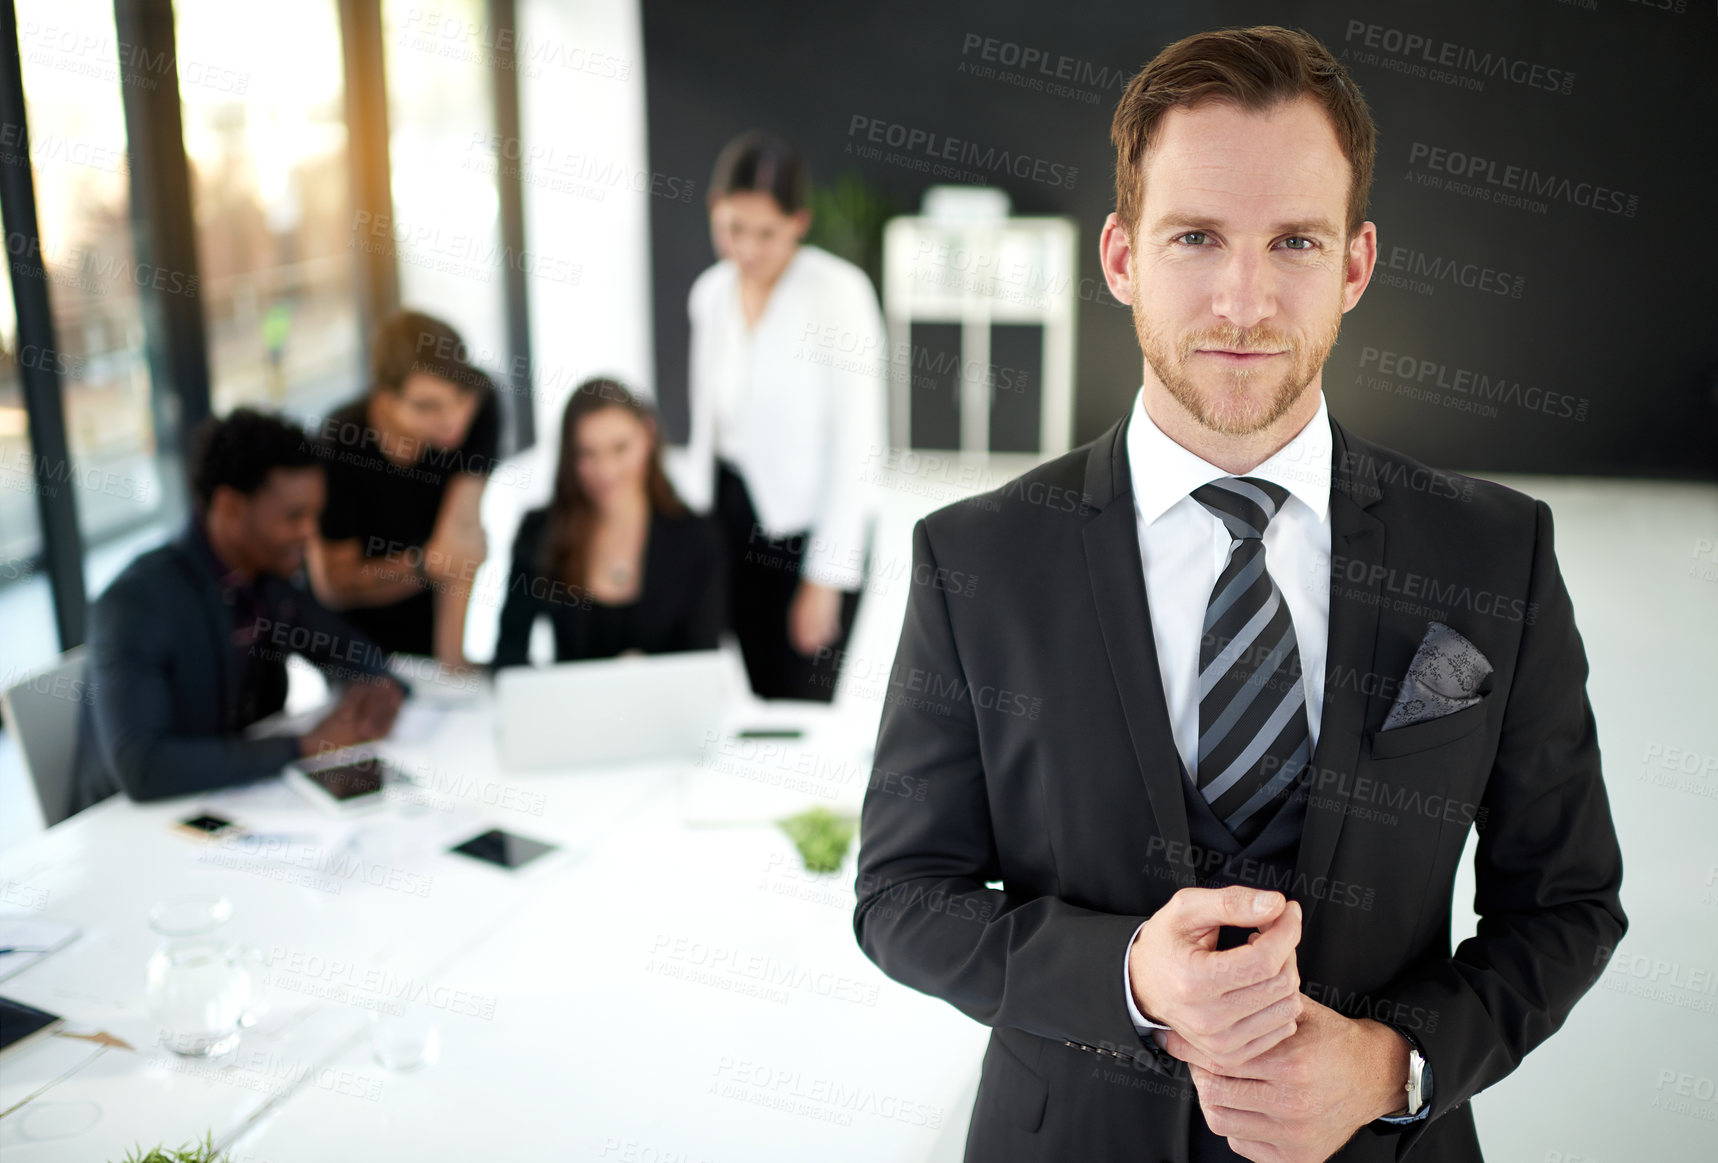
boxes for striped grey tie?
[1191,477,1311,845]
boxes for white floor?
[3,455,1715,1159]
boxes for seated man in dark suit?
[70,408,405,812]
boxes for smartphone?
[173,813,241,841]
[448,828,559,871]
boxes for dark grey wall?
[642,0,1718,479]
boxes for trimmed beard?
[1132,266,1344,438]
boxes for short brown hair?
[1111,26,1376,242]
[370,309,487,395]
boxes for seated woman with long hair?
[493,379,724,666]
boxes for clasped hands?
[1128,886,1411,1163]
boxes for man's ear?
[1099,212,1136,306]
[208,483,249,530]
[1341,219,1379,313]
[793,207,812,239]
[207,485,234,525]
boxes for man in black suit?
[70,409,405,813]
[853,26,1624,1163]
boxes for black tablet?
[0,995,63,1056]
[448,829,559,870]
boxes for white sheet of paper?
[0,917,82,984]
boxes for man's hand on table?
[298,678,406,758]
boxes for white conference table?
[0,667,988,1161]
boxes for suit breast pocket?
[1363,695,1490,761]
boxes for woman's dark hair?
[708,130,808,215]
[539,379,686,587]
[190,407,318,514]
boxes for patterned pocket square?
[1381,621,1493,731]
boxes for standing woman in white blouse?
[686,131,887,701]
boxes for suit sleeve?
[88,582,300,803]
[853,518,1154,1056]
[1378,499,1626,1154]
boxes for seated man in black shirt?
[308,310,498,665]
[70,409,405,812]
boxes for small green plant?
[114,1130,229,1162]
[778,806,857,874]
[805,171,900,291]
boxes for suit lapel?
[1293,419,1387,927]
[1081,416,1195,886]
[1081,412,1391,909]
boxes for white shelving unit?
[881,209,1078,455]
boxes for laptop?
[494,650,733,771]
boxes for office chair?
[1,647,89,829]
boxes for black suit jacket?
[853,414,1626,1162]
[492,506,725,667]
[70,524,397,813]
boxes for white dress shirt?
[1118,385,1334,1032]
[681,244,887,591]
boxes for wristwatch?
[1379,1025,1434,1123]
[1401,1043,1428,1116]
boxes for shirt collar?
[190,517,258,599]
[1124,385,1332,526]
